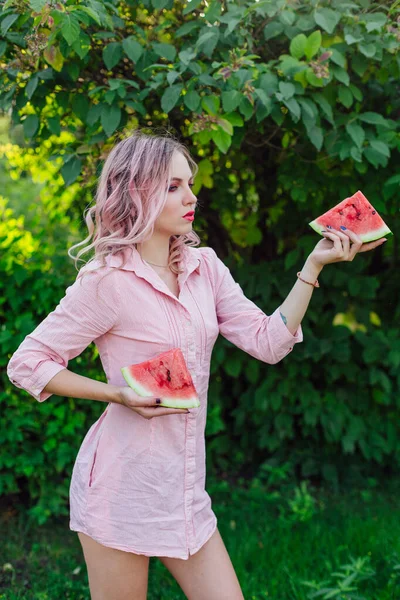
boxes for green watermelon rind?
[121,366,200,409]
[309,219,392,243]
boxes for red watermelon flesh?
[309,190,392,243]
[121,348,200,409]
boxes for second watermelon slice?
[121,348,200,409]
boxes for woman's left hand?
[308,226,387,268]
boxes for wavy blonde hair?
[68,130,201,276]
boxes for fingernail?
[327,225,332,229]
[156,398,161,404]
[381,239,387,243]
[340,226,347,230]
[321,230,327,233]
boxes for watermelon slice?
[121,348,200,409]
[309,190,392,243]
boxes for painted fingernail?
[156,398,161,404]
[327,225,332,229]
[340,226,347,230]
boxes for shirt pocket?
[88,409,154,490]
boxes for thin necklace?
[144,259,170,269]
[139,251,170,269]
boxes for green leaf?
[314,8,341,34]
[179,48,197,65]
[161,84,183,113]
[264,21,284,40]
[202,95,220,115]
[345,32,363,45]
[0,41,6,57]
[224,112,244,127]
[152,0,172,8]
[279,10,295,26]
[72,94,89,122]
[254,88,272,111]
[349,84,362,102]
[350,146,362,162]
[283,97,301,122]
[60,13,81,46]
[307,125,323,150]
[184,90,201,111]
[346,122,365,149]
[1,14,18,36]
[217,118,233,135]
[305,30,321,60]
[369,140,390,158]
[122,37,143,63]
[259,72,278,95]
[331,64,350,86]
[196,30,219,57]
[338,86,353,108]
[61,156,82,186]
[358,43,376,58]
[25,76,38,100]
[305,69,325,87]
[71,31,91,60]
[47,116,61,135]
[351,54,368,77]
[278,81,295,100]
[364,147,388,168]
[167,70,180,85]
[43,44,64,72]
[357,112,390,128]
[183,0,202,15]
[175,21,201,37]
[290,33,307,59]
[75,5,102,25]
[221,90,242,113]
[30,0,47,9]
[101,103,121,136]
[313,93,334,124]
[329,47,346,68]
[103,42,122,70]
[298,97,318,119]
[239,96,253,120]
[211,128,231,153]
[23,114,39,138]
[364,12,387,33]
[152,42,176,62]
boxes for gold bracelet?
[297,272,320,288]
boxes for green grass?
[1,479,400,599]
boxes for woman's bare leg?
[158,528,244,600]
[77,532,150,600]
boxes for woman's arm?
[279,226,387,335]
[43,368,123,404]
[279,256,322,335]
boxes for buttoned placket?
[133,259,201,557]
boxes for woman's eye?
[169,186,178,192]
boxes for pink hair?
[68,130,201,277]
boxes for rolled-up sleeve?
[7,266,120,402]
[202,247,303,364]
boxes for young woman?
[7,131,386,600]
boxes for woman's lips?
[183,215,194,221]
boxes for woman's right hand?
[116,386,189,419]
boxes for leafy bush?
[0,0,400,520]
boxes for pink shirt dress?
[7,245,303,559]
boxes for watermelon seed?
[339,210,344,215]
[372,211,376,215]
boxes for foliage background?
[0,0,399,523]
